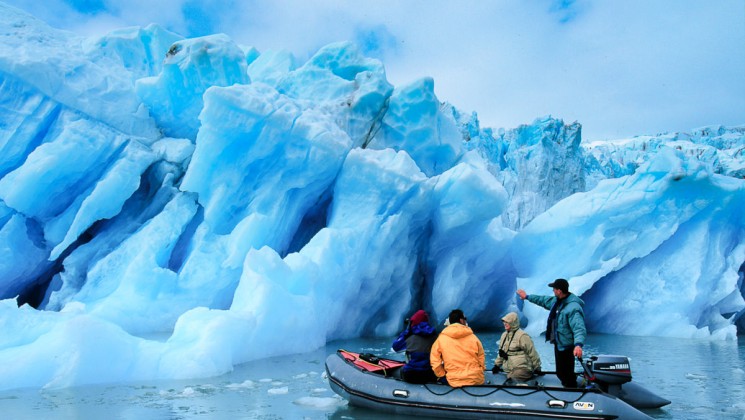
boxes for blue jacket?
[527,293,586,351]
[392,322,438,372]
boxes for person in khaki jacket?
[491,312,542,382]
[430,309,485,387]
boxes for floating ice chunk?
[226,379,256,389]
[293,396,347,409]
[267,386,288,395]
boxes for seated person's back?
[430,309,485,387]
[392,309,438,383]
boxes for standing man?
[517,278,586,388]
[430,309,485,387]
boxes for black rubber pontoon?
[325,350,669,419]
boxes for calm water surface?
[1,334,743,419]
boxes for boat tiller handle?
[577,356,595,381]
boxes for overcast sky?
[5,0,745,141]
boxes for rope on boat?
[422,381,596,404]
[337,350,598,406]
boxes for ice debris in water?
[293,396,348,409]
[226,379,256,389]
[267,386,289,395]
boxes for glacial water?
[0,333,743,419]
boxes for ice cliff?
[0,2,743,390]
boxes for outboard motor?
[581,355,631,393]
[581,354,671,409]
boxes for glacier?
[0,1,743,390]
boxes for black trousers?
[402,368,438,384]
[554,345,577,387]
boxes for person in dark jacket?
[392,309,438,383]
[517,278,586,388]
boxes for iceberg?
[0,1,743,390]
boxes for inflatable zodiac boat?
[326,350,670,419]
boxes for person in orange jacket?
[430,309,485,387]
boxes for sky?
[4,0,744,141]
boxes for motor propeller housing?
[585,355,632,385]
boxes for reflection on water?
[0,334,743,419]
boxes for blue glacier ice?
[0,2,743,390]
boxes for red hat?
[409,310,429,326]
